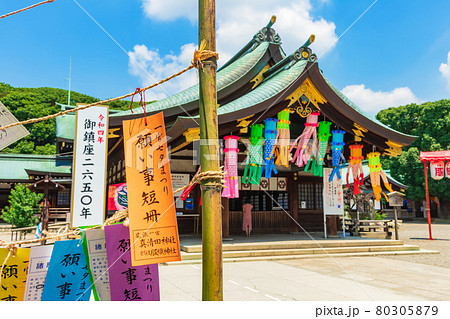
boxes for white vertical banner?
[323,168,345,238]
[71,105,109,227]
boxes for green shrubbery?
[1,184,43,228]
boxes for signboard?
[430,161,445,180]
[108,183,128,211]
[0,101,29,151]
[24,245,53,301]
[171,173,190,197]
[0,247,30,301]
[123,113,181,266]
[323,168,344,215]
[71,105,109,227]
[41,240,92,301]
[104,223,160,301]
[323,168,345,238]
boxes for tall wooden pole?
[199,0,223,301]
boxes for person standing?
[242,201,253,237]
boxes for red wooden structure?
[419,151,450,240]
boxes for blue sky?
[1,0,449,115]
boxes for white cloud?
[141,0,197,22]
[128,43,198,100]
[439,51,450,89]
[341,84,422,116]
[134,0,338,98]
[214,0,338,63]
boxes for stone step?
[180,244,420,260]
[181,239,405,253]
[164,249,439,266]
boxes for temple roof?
[54,22,416,156]
[0,154,72,182]
[167,52,416,153]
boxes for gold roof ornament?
[285,77,326,117]
[352,123,368,142]
[384,139,403,157]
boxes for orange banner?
[123,113,181,266]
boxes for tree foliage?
[1,184,43,228]
[0,82,134,155]
[376,99,450,200]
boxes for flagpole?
[198,0,223,301]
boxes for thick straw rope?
[0,40,218,131]
[0,0,55,19]
[0,209,129,248]
[0,168,225,248]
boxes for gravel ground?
[380,221,450,269]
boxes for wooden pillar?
[290,174,299,232]
[222,197,229,238]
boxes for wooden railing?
[48,207,70,223]
[10,222,70,245]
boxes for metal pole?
[199,0,223,301]
[423,161,433,240]
[67,57,72,106]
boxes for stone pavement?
[159,256,450,301]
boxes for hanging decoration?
[306,120,332,177]
[367,151,394,201]
[346,144,364,194]
[262,118,278,178]
[242,124,264,185]
[430,161,445,180]
[328,130,346,182]
[274,109,291,167]
[222,135,239,198]
[290,112,319,167]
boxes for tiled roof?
[0,154,72,181]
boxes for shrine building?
[55,19,415,236]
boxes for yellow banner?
[123,113,181,266]
[0,248,30,301]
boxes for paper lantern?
[242,124,264,185]
[328,130,346,182]
[222,135,239,198]
[262,118,278,178]
[306,120,332,177]
[290,112,319,167]
[367,151,394,201]
[430,161,445,180]
[446,162,450,179]
[346,144,364,195]
[274,109,291,167]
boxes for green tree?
[0,83,144,155]
[1,184,43,228]
[376,99,450,200]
